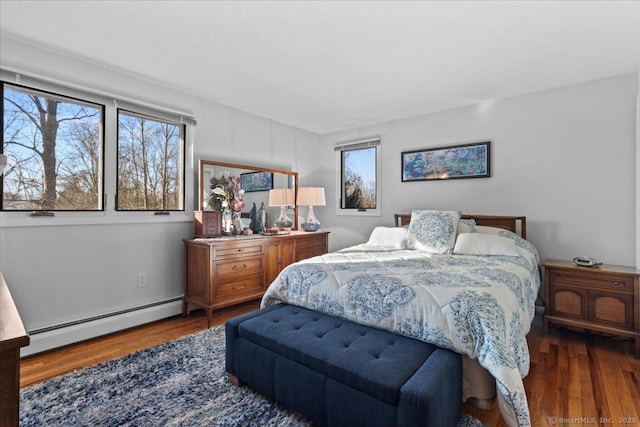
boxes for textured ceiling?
[1,1,638,134]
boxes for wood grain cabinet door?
[265,238,295,285]
[587,291,634,329]
[294,234,328,261]
[549,285,588,320]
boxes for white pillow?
[367,227,408,249]
[453,233,520,256]
[406,210,460,253]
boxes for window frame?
[115,109,186,212]
[334,137,381,217]
[0,70,194,227]
[1,82,106,212]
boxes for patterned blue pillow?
[406,210,461,253]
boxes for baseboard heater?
[22,296,184,357]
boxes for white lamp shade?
[297,187,326,206]
[268,188,294,206]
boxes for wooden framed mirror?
[198,159,299,230]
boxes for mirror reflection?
[199,159,298,230]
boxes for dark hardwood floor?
[20,302,640,426]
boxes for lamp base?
[275,205,293,228]
[302,205,320,232]
[301,222,320,232]
[275,220,293,228]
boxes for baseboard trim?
[21,298,183,357]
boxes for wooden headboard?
[394,213,527,239]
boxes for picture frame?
[240,171,273,192]
[401,141,490,182]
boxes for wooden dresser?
[0,272,30,427]
[542,259,639,357]
[183,231,329,326]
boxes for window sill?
[0,211,193,228]
[335,209,381,217]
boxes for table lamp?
[297,187,326,232]
[268,188,294,228]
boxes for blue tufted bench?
[225,304,462,427]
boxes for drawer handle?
[232,263,247,271]
[236,248,244,252]
[233,283,247,290]
[612,281,624,286]
[560,275,566,279]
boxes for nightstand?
[542,259,639,357]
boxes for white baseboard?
[21,299,183,357]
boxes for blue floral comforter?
[262,228,540,427]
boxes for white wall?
[316,73,638,268]
[0,37,319,350]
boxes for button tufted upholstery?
[226,304,462,427]
[238,304,437,404]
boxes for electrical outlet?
[137,273,148,288]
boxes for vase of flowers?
[209,171,245,234]
[221,208,233,233]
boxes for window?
[1,73,191,220]
[117,110,184,211]
[335,137,381,216]
[2,83,104,211]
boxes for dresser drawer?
[215,274,263,298]
[548,269,633,293]
[214,242,264,259]
[214,257,263,278]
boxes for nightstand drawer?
[214,257,263,278]
[549,269,633,293]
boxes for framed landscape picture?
[401,141,490,182]
[240,171,273,192]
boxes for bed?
[261,210,539,427]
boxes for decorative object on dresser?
[193,210,222,237]
[183,231,329,326]
[542,259,639,357]
[297,187,326,232]
[268,188,294,228]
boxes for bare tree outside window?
[116,111,184,211]
[2,84,103,211]
[341,146,377,209]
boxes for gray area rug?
[20,325,487,426]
